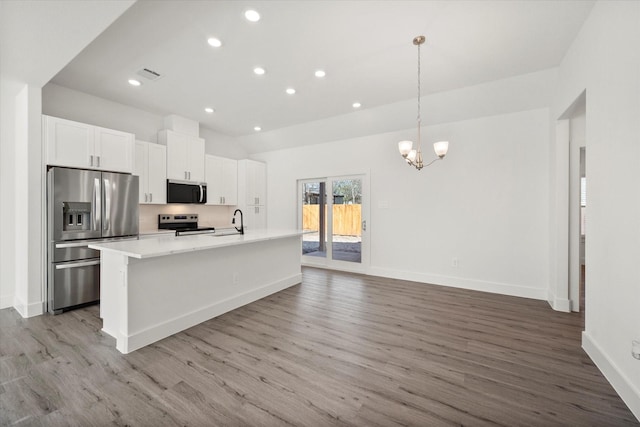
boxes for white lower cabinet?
[134,140,167,204]
[246,205,267,230]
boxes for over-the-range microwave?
[166,180,207,204]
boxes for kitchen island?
[89,229,304,354]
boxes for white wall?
[553,1,640,418]
[0,78,21,308]
[253,107,550,300]
[42,83,248,159]
[0,0,134,315]
[239,68,557,155]
[13,85,44,317]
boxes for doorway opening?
[579,147,586,314]
[299,175,368,272]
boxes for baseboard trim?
[582,331,640,420]
[553,298,572,312]
[114,273,302,354]
[368,267,547,300]
[12,296,44,318]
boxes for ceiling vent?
[136,68,163,81]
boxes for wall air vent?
[136,68,163,81]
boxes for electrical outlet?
[233,272,239,285]
[451,257,459,268]
[632,340,640,360]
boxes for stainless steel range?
[158,214,216,236]
[47,167,139,314]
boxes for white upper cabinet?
[238,159,266,206]
[134,140,167,204]
[94,126,135,173]
[44,115,134,173]
[205,155,238,206]
[158,129,205,183]
[237,159,267,229]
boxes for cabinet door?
[165,131,189,180]
[134,142,148,203]
[187,136,205,182]
[147,143,167,204]
[249,205,266,229]
[205,155,224,205]
[95,127,134,173]
[254,161,266,205]
[44,116,94,168]
[245,160,257,205]
[222,158,238,205]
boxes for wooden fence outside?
[302,204,361,236]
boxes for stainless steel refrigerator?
[47,167,139,313]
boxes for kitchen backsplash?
[139,204,236,233]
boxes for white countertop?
[89,229,305,259]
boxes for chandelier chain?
[417,39,421,126]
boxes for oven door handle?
[55,242,91,249]
[55,260,100,270]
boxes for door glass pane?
[302,181,326,258]
[331,179,362,263]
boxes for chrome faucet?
[232,209,244,235]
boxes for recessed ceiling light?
[245,10,260,22]
[207,38,222,48]
[286,88,296,95]
[204,107,215,113]
[254,126,262,132]
[253,67,266,75]
[128,79,141,86]
[314,70,326,78]
[352,102,361,108]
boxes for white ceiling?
[51,0,595,138]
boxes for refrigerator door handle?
[93,177,101,231]
[103,178,111,231]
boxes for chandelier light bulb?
[398,140,413,156]
[433,141,449,158]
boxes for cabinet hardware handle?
[90,155,94,166]
[97,156,101,167]
[150,193,152,202]
[145,193,148,203]
[362,220,367,231]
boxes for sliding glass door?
[299,175,368,272]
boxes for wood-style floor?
[1,267,637,426]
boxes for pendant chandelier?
[398,35,449,170]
